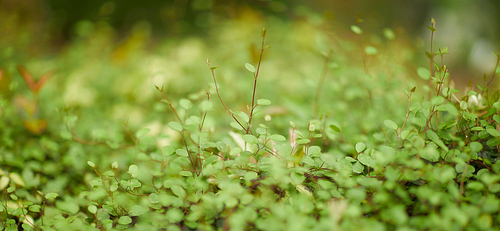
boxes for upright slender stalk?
[428,18,436,100]
[314,51,332,116]
[206,59,250,134]
[247,29,267,131]
[207,29,267,135]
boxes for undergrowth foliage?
[1,18,500,230]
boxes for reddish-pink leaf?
[33,70,54,93]
[17,65,35,92]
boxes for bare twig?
[247,29,267,131]
[206,59,250,133]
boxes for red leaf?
[33,70,54,93]
[17,65,53,94]
[17,65,35,92]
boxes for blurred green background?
[1,0,499,140]
[1,0,499,86]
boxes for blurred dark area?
[1,0,499,86]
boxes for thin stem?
[247,31,267,131]
[314,51,332,116]
[206,59,250,134]
[397,89,414,152]
[428,19,436,100]
[156,85,184,126]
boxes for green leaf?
[411,136,425,149]
[426,130,439,141]
[118,216,132,225]
[88,205,97,214]
[301,156,315,166]
[242,134,258,144]
[384,119,398,130]
[436,103,458,116]
[128,165,138,176]
[60,130,73,140]
[425,51,433,60]
[179,98,192,109]
[350,25,363,35]
[244,172,258,181]
[162,146,175,155]
[166,208,184,223]
[307,146,321,156]
[431,95,445,105]
[383,28,395,40]
[290,172,306,185]
[245,63,256,73]
[364,46,378,55]
[129,205,148,216]
[358,153,374,167]
[168,122,183,132]
[487,138,500,147]
[417,67,431,80]
[320,154,336,166]
[486,127,500,137]
[352,161,364,174]
[180,171,193,177]
[346,188,366,202]
[257,99,271,106]
[9,173,25,187]
[308,124,316,132]
[296,138,310,144]
[355,142,366,153]
[230,121,244,131]
[171,185,186,198]
[427,25,436,32]
[176,149,188,156]
[45,192,58,200]
[467,182,485,191]
[87,161,96,168]
[149,193,160,204]
[102,170,115,177]
[56,201,79,214]
[0,176,9,191]
[468,142,483,152]
[234,111,249,123]
[200,100,213,112]
[29,205,41,212]
[420,145,440,162]
[493,114,500,123]
[329,124,341,133]
[270,134,286,142]
[135,128,151,138]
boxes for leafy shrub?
[1,17,500,231]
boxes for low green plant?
[1,17,500,231]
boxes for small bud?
[309,124,316,132]
[265,115,272,122]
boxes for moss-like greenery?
[1,15,500,231]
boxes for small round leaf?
[245,63,256,73]
[355,142,366,153]
[384,120,398,130]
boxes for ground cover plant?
[1,14,500,231]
